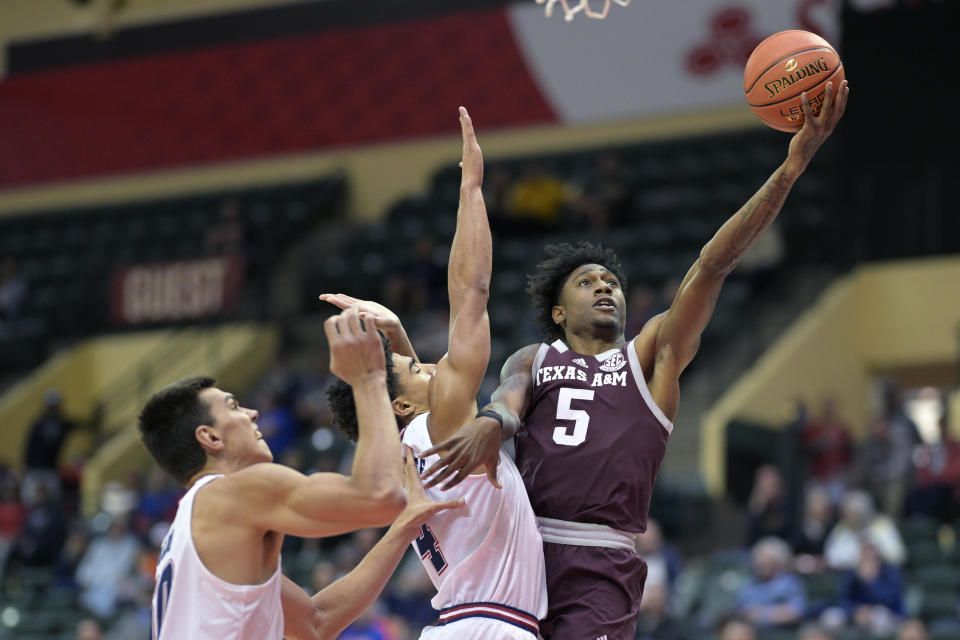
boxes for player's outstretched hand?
[458,106,483,191]
[319,294,403,336]
[394,446,466,538]
[788,79,849,170]
[421,416,502,490]
[324,307,385,385]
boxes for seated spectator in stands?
[582,152,631,228]
[897,619,928,640]
[746,465,793,546]
[0,257,28,333]
[802,397,853,504]
[625,284,661,339]
[7,483,66,568]
[734,536,806,629]
[909,411,960,523]
[52,526,89,589]
[132,467,181,537]
[0,479,26,585]
[718,616,757,640]
[824,490,905,570]
[22,388,75,506]
[635,517,683,591]
[635,582,684,640]
[503,163,571,234]
[338,600,403,640]
[793,487,836,572]
[76,515,141,618]
[254,387,299,460]
[798,622,836,640]
[834,541,904,637]
[854,382,920,517]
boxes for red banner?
[110,257,244,325]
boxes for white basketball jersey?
[402,413,547,635]
[151,474,284,640]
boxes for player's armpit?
[220,463,404,538]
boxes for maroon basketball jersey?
[515,338,672,533]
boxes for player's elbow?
[697,249,734,279]
[366,486,406,525]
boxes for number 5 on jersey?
[554,387,595,446]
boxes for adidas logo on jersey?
[572,358,588,368]
[598,352,626,372]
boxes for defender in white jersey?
[139,306,462,640]
[324,107,547,638]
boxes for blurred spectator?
[7,483,66,568]
[52,526,89,589]
[383,236,446,314]
[635,582,684,640]
[718,616,757,640]
[132,467,181,537]
[76,516,141,618]
[0,256,28,332]
[734,536,806,628]
[75,618,104,640]
[793,487,836,571]
[0,478,26,585]
[383,553,436,630]
[897,619,928,640]
[579,152,631,229]
[834,542,904,636]
[801,397,853,504]
[824,491,905,570]
[854,382,920,517]
[745,465,793,546]
[635,518,683,591]
[908,412,960,522]
[255,388,299,460]
[798,623,836,640]
[503,164,571,234]
[22,388,75,506]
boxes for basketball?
[744,30,845,132]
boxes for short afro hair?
[525,241,627,343]
[325,332,404,442]
[138,375,216,486]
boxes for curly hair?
[138,375,216,486]
[525,241,628,343]
[325,332,404,442]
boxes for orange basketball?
[744,30,845,133]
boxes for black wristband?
[476,409,504,427]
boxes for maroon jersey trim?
[626,337,672,433]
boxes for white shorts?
[420,617,537,640]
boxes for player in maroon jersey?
[420,81,849,640]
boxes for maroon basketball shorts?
[539,541,647,640]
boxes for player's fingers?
[442,467,471,491]
[422,461,458,489]
[343,307,363,337]
[485,464,502,490]
[836,82,850,121]
[821,81,834,116]
[323,314,341,339]
[420,442,451,460]
[431,497,466,514]
[318,294,350,310]
[799,91,814,122]
[459,107,477,146]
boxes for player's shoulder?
[503,343,542,371]
[203,464,302,502]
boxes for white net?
[536,0,630,22]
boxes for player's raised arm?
[640,81,849,420]
[280,448,465,640]
[427,107,493,441]
[421,343,540,490]
[224,307,405,537]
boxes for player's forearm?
[448,186,492,309]
[349,378,405,514]
[699,161,800,277]
[484,382,526,441]
[309,521,413,639]
[386,325,419,363]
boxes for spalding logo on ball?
[744,30,845,132]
